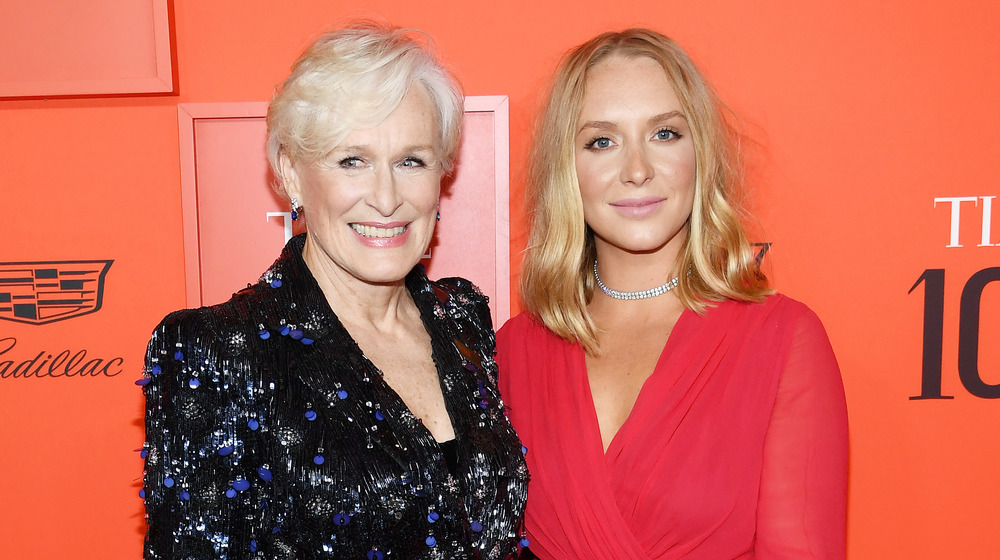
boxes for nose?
[620,144,654,186]
[368,166,404,216]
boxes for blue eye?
[400,157,426,168]
[585,137,613,150]
[655,128,679,141]
[338,157,363,168]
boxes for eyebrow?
[401,145,437,154]
[334,144,437,154]
[649,111,687,125]
[577,111,687,134]
[577,120,617,132]
[332,145,372,156]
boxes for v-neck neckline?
[333,269,462,448]
[275,237,466,455]
[578,308,693,460]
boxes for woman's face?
[282,85,443,285]
[574,55,697,259]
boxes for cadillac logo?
[0,261,113,325]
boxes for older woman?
[497,29,848,559]
[140,23,527,560]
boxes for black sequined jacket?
[141,234,528,560]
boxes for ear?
[278,152,303,204]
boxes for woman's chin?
[355,261,424,285]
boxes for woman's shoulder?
[713,292,822,324]
[413,272,497,345]
[761,292,826,330]
[496,311,542,338]
[426,274,487,305]
[148,280,277,351]
[149,306,212,345]
[417,270,492,322]
[702,294,832,356]
[496,312,565,353]
[142,282,286,415]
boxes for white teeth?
[350,224,407,238]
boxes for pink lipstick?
[610,197,665,218]
[349,222,411,248]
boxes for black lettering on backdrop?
[958,268,1000,398]
[908,270,951,399]
[754,243,772,267]
[0,337,124,379]
[909,268,1000,399]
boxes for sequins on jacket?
[140,234,528,559]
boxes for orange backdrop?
[1,1,998,558]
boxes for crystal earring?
[291,197,300,221]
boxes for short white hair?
[266,21,464,194]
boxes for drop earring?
[436,206,441,222]
[291,197,300,221]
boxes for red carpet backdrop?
[0,1,997,558]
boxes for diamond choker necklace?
[593,260,680,300]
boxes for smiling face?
[281,84,443,286]
[575,54,697,262]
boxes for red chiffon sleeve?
[755,308,849,559]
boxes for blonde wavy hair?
[521,28,772,354]
[266,21,464,194]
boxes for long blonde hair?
[521,28,771,354]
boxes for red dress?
[497,295,848,560]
